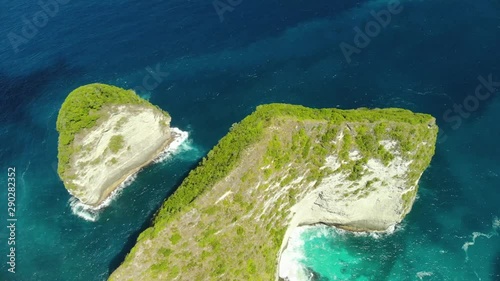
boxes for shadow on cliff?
[107,215,156,276]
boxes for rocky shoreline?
[62,104,174,206]
[277,144,432,281]
[79,128,188,209]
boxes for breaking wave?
[279,223,402,281]
[69,173,138,222]
[153,127,189,163]
[69,128,189,221]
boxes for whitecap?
[493,216,500,229]
[416,271,434,280]
[279,227,310,281]
[153,128,189,163]
[69,197,100,222]
[69,173,138,221]
[279,223,406,281]
[69,128,189,221]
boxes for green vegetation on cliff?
[56,83,169,181]
[154,105,433,224]
[110,104,438,281]
[108,135,125,153]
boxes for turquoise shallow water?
[0,0,499,280]
[286,100,500,281]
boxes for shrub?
[108,135,125,153]
[169,232,182,245]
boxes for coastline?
[109,106,438,280]
[275,145,429,280]
[277,223,400,281]
[73,128,188,211]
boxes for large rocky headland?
[56,83,179,207]
[109,104,438,281]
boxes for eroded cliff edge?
[56,83,174,206]
[110,104,438,281]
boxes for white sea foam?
[69,197,100,222]
[279,223,404,281]
[462,216,500,260]
[69,173,138,221]
[416,271,434,280]
[308,224,335,239]
[175,138,201,160]
[279,227,311,281]
[493,216,500,229]
[70,128,189,221]
[20,160,31,186]
[95,173,138,210]
[153,128,189,163]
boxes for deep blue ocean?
[0,0,499,280]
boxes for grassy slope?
[56,83,169,188]
[109,104,438,281]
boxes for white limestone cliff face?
[289,155,412,232]
[108,105,438,281]
[64,104,173,206]
[278,140,433,280]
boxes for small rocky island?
[56,83,177,207]
[110,104,438,281]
